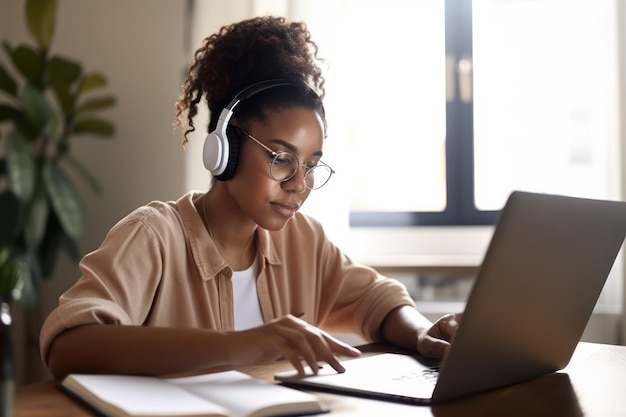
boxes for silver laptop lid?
[433,191,626,402]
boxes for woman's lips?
[271,202,300,218]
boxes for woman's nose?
[281,165,308,193]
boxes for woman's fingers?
[231,315,361,375]
[417,313,462,358]
[278,321,356,375]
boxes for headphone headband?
[227,79,294,110]
[203,80,295,180]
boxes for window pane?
[473,0,618,210]
[326,0,447,212]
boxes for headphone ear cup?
[214,125,241,181]
[203,131,227,175]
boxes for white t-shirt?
[231,260,264,330]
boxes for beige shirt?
[39,191,415,366]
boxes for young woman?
[40,16,459,379]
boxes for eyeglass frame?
[234,127,335,190]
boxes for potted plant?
[0,0,116,307]
[1,249,20,415]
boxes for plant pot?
[1,296,14,417]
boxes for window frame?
[349,0,499,227]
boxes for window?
[311,0,619,226]
[473,0,619,210]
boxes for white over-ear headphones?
[203,79,294,181]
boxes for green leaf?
[24,187,49,249]
[43,110,63,143]
[50,73,73,116]
[7,44,44,88]
[0,63,18,97]
[13,110,39,140]
[72,118,115,136]
[48,56,82,116]
[49,55,81,86]
[6,129,35,200]
[76,96,116,114]
[0,104,20,123]
[0,192,23,246]
[42,163,83,239]
[21,82,51,129]
[65,154,102,194]
[39,212,79,278]
[14,253,40,306]
[26,0,57,50]
[79,72,108,94]
[0,249,22,297]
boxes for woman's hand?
[417,313,462,358]
[226,314,361,376]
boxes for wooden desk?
[13,342,625,417]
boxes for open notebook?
[276,191,626,404]
[60,370,328,417]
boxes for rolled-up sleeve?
[318,237,415,342]
[39,208,164,365]
[264,214,416,343]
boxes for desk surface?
[13,341,625,417]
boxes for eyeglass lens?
[269,153,333,190]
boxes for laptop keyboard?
[391,368,440,387]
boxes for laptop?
[275,191,626,404]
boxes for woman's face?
[226,106,325,231]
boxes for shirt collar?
[177,191,282,281]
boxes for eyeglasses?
[237,128,335,190]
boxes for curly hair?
[174,16,326,147]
